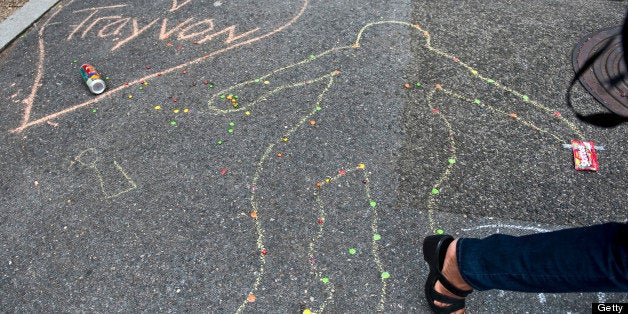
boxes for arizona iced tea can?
[80,64,106,94]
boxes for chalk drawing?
[74,148,137,199]
[169,0,193,12]
[200,20,592,312]
[461,224,551,233]
[6,1,605,309]
[10,0,309,134]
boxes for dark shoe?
[423,235,473,313]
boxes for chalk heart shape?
[14,0,308,133]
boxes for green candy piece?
[349,248,357,255]
[522,95,529,101]
[228,129,234,133]
[381,272,390,279]
[437,229,444,235]
[170,121,177,125]
[321,277,329,283]
[229,122,235,126]
[315,106,322,111]
[448,159,456,164]
[473,99,481,105]
[415,82,422,87]
[309,54,315,59]
[431,188,439,195]
[370,201,377,207]
[373,234,382,241]
[486,79,495,83]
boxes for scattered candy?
[452,57,459,62]
[247,294,256,302]
[321,277,329,283]
[250,212,258,218]
[370,201,377,207]
[373,234,381,241]
[404,83,411,89]
[381,272,390,279]
[221,168,227,175]
[448,159,456,164]
[154,105,161,110]
[522,95,529,101]
[303,309,311,314]
[431,188,439,195]
[261,249,267,255]
[349,248,357,255]
[436,229,444,235]
[339,169,346,175]
[309,120,316,126]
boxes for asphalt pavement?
[0,0,626,313]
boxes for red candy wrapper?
[571,140,599,171]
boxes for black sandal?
[423,235,473,313]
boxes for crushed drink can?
[80,64,106,94]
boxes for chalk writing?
[10,0,309,134]
[67,4,260,51]
[170,0,192,12]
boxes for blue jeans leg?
[457,222,628,292]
